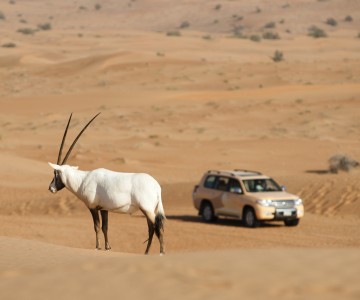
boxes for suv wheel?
[200,202,217,222]
[284,219,300,227]
[243,207,260,228]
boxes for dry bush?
[263,32,280,40]
[0,11,5,20]
[17,28,37,35]
[166,31,181,37]
[37,23,52,30]
[264,21,276,29]
[179,21,190,29]
[272,50,284,62]
[308,25,327,38]
[325,18,337,26]
[2,42,16,48]
[329,154,359,173]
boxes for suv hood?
[251,191,299,201]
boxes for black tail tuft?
[154,213,165,238]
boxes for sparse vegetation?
[264,21,276,29]
[308,25,327,38]
[272,50,284,62]
[166,31,181,37]
[249,35,261,42]
[344,15,353,22]
[179,21,190,29]
[255,7,262,13]
[214,4,222,10]
[37,23,52,30]
[2,42,16,48]
[0,11,5,20]
[19,19,27,24]
[17,27,37,35]
[329,154,359,173]
[95,3,102,10]
[78,5,87,10]
[263,32,280,40]
[9,0,16,4]
[202,35,212,40]
[325,18,337,26]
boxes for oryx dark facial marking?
[48,170,65,193]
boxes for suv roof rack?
[234,169,262,175]
[207,170,236,176]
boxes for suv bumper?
[256,205,304,220]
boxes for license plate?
[283,210,292,216]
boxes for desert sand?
[0,0,360,299]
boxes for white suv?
[192,169,304,227]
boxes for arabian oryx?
[48,113,165,255]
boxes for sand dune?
[1,0,360,299]
[1,237,359,300]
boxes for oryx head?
[48,113,100,193]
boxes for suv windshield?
[242,178,281,193]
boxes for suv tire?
[243,207,260,228]
[284,218,300,227]
[200,202,217,222]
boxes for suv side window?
[214,176,230,191]
[204,175,217,189]
[228,178,243,194]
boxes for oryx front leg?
[90,209,101,250]
[100,210,111,251]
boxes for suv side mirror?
[281,185,286,191]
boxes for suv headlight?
[256,199,273,207]
[295,198,303,206]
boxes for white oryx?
[48,113,165,255]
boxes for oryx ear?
[48,162,61,170]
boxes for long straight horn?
[61,112,101,165]
[57,113,73,165]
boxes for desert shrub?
[95,3,101,10]
[0,11,5,20]
[19,19,27,23]
[2,42,16,48]
[272,50,284,62]
[17,27,37,35]
[249,35,261,42]
[9,0,16,4]
[166,31,181,37]
[78,5,87,10]
[308,25,327,38]
[263,32,280,40]
[344,15,353,22]
[214,4,222,10]
[264,21,276,29]
[325,18,337,26]
[37,23,52,30]
[329,154,359,173]
[255,7,262,13]
[179,21,190,29]
[232,25,245,37]
[202,35,212,40]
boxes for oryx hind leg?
[141,209,155,255]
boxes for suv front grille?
[272,200,295,209]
